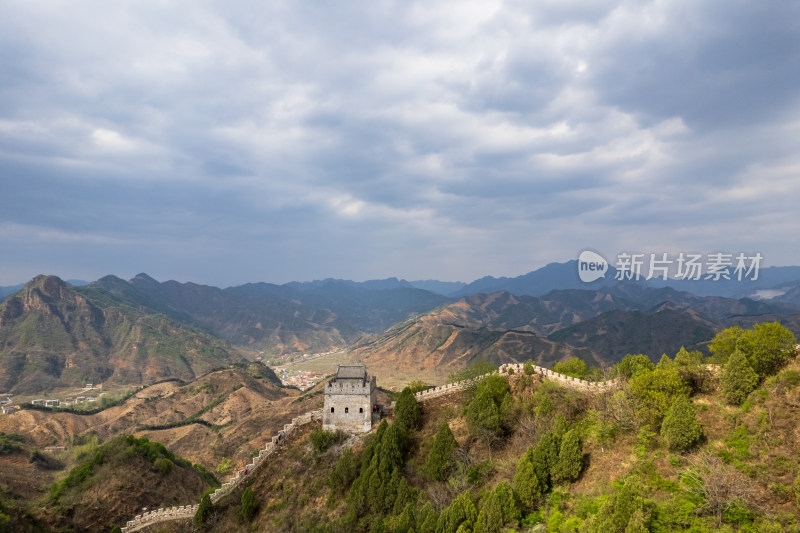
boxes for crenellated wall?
[115,349,800,532]
[119,365,622,532]
[120,410,322,533]
[412,363,620,403]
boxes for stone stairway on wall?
[120,410,322,533]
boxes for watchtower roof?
[336,365,367,380]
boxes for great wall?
[119,362,622,532]
[120,410,324,532]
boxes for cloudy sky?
[1,0,799,287]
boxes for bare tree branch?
[683,452,765,526]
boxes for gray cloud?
[1,0,799,286]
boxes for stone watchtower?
[323,365,377,433]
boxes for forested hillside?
[138,322,800,533]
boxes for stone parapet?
[120,409,323,533]
[411,363,624,405]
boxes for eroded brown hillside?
[0,275,244,394]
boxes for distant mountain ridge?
[0,273,454,393]
[453,260,800,299]
[547,305,720,361]
[348,282,800,373]
[86,274,452,355]
[451,260,620,297]
[283,276,466,296]
[348,313,602,384]
[5,259,800,300]
[4,260,800,394]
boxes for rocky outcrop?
[0,275,242,393]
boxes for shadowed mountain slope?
[88,274,451,355]
[0,275,243,393]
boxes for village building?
[322,365,378,433]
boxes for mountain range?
[0,273,453,393]
[348,283,800,381]
[2,261,800,394]
[5,260,800,302]
[3,261,800,532]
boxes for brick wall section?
[121,365,625,531]
[120,409,322,533]
[412,363,621,403]
[118,350,778,533]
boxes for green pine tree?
[395,388,422,429]
[426,421,458,481]
[552,357,587,378]
[552,429,582,485]
[194,493,213,527]
[617,354,654,379]
[239,485,257,523]
[494,481,520,523]
[624,507,649,533]
[513,456,541,509]
[660,395,702,452]
[378,422,408,479]
[419,503,439,533]
[794,473,800,507]
[736,322,797,378]
[628,367,690,427]
[604,478,643,533]
[482,492,503,533]
[392,501,415,533]
[528,431,561,491]
[674,346,709,393]
[367,467,383,513]
[656,353,674,369]
[674,346,702,366]
[328,447,358,494]
[708,326,745,364]
[393,475,415,515]
[439,491,478,533]
[464,376,512,448]
[473,510,489,533]
[721,348,759,405]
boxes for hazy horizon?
[6,256,800,291]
